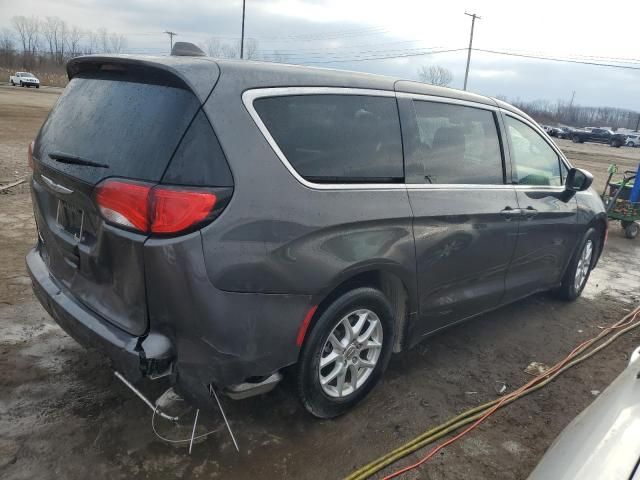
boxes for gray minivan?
[26,50,607,418]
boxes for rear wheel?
[10,80,14,86]
[297,287,395,418]
[624,222,639,239]
[555,228,599,301]
[572,135,580,143]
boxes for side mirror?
[565,168,593,192]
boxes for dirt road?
[1,86,639,480]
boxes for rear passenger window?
[412,101,504,184]
[505,116,562,186]
[254,95,403,183]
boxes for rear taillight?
[28,141,34,170]
[150,186,217,234]
[94,178,230,235]
[95,180,151,232]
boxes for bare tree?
[41,17,69,65]
[243,38,258,60]
[66,26,83,58]
[221,41,239,59]
[0,28,16,67]
[418,65,453,87]
[85,30,100,54]
[108,32,127,53]
[204,37,223,57]
[95,28,127,54]
[12,16,40,55]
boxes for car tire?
[297,287,395,418]
[555,228,600,301]
[624,222,639,239]
[36,85,39,89]
[572,135,580,143]
[10,80,14,86]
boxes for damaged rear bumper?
[26,247,171,382]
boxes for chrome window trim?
[242,87,403,191]
[396,92,499,112]
[242,87,406,190]
[242,87,570,193]
[405,184,513,190]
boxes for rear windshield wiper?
[48,152,109,169]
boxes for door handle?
[523,206,539,218]
[500,207,522,221]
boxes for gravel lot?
[1,84,639,480]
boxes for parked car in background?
[26,49,607,418]
[528,346,640,480]
[557,127,576,139]
[9,72,40,88]
[547,126,563,137]
[571,127,627,147]
[626,133,640,147]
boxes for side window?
[412,101,504,184]
[163,110,234,187]
[505,116,562,187]
[253,94,403,183]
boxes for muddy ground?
[1,85,640,480]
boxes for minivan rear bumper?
[27,247,148,381]
[27,243,312,403]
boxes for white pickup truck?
[9,72,40,88]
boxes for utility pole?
[240,0,246,59]
[463,12,481,91]
[164,31,177,53]
[568,90,576,122]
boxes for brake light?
[94,178,225,235]
[150,187,217,234]
[95,180,150,232]
[28,141,34,170]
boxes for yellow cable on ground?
[346,305,640,480]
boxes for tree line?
[498,97,640,131]
[1,16,127,71]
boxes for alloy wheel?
[318,309,383,398]
[574,239,593,291]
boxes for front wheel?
[555,228,600,301]
[297,287,395,418]
[572,135,580,143]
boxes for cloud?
[1,0,639,110]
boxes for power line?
[474,48,640,71]
[292,48,468,64]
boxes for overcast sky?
[3,0,640,110]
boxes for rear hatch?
[31,59,216,335]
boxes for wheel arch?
[588,214,608,267]
[306,267,417,354]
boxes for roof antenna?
[171,42,206,57]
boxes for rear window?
[35,74,200,184]
[254,94,403,183]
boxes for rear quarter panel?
[199,63,417,304]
